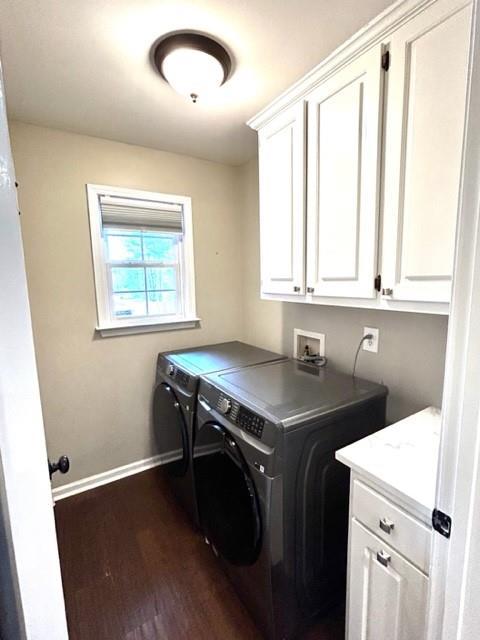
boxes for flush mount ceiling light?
[152,32,232,104]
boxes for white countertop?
[336,407,441,520]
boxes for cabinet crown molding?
[247,0,457,131]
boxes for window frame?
[86,184,198,337]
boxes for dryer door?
[194,421,262,566]
[153,382,189,477]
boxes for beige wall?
[240,157,449,424]
[10,122,244,487]
[11,124,449,488]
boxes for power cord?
[352,334,373,378]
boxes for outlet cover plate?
[363,327,379,353]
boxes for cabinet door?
[347,519,428,640]
[381,0,472,303]
[306,44,383,299]
[258,103,306,296]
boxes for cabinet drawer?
[352,479,431,573]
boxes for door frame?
[0,60,68,639]
[426,0,480,638]
[1,0,480,637]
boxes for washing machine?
[194,359,387,640]
[152,341,285,527]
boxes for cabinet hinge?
[381,51,390,71]
[432,508,452,539]
[374,274,382,292]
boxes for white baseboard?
[51,443,222,502]
[52,450,181,501]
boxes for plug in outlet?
[363,327,379,353]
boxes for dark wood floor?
[55,468,344,640]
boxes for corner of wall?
[235,153,284,353]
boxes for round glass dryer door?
[194,421,262,566]
[153,382,189,477]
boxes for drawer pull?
[376,550,391,567]
[379,517,395,534]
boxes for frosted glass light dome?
[153,33,232,103]
[162,48,225,102]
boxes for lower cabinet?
[346,479,431,640]
[348,519,428,640]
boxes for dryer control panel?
[174,368,191,388]
[157,356,196,395]
[164,363,191,388]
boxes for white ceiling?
[0,0,393,165]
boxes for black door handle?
[49,455,70,479]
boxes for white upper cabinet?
[381,0,472,303]
[258,103,306,296]
[306,45,383,299]
[249,0,473,313]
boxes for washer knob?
[218,397,232,414]
[167,364,175,376]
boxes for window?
[87,184,198,336]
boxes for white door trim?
[0,60,68,639]
[426,0,480,638]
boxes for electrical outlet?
[363,327,379,353]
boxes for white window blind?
[99,194,184,232]
[87,184,197,336]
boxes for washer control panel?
[216,393,264,439]
[217,396,232,415]
[237,406,265,439]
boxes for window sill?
[95,317,201,338]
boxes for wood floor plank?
[55,467,344,640]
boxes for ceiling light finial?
[152,32,232,103]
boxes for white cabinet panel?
[258,103,306,295]
[381,0,472,302]
[348,519,428,640]
[306,44,383,298]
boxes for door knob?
[49,455,70,479]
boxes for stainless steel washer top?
[202,358,387,429]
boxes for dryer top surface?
[163,341,285,377]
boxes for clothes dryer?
[153,341,285,527]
